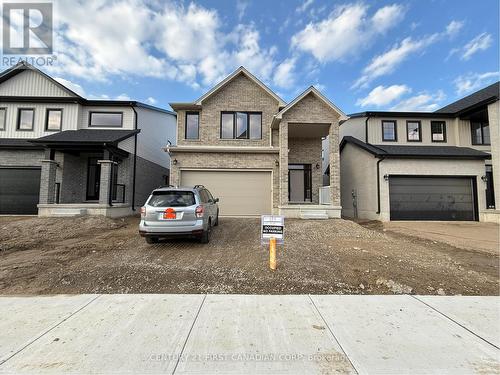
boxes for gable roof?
[0,61,83,98]
[272,86,347,128]
[194,66,286,106]
[435,81,499,114]
[340,136,489,159]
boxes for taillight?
[140,207,146,218]
[195,205,204,218]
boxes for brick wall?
[0,150,44,166]
[177,73,280,147]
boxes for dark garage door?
[0,168,41,214]
[389,176,476,221]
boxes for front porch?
[30,130,138,218]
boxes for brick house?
[0,62,176,217]
[168,67,346,218]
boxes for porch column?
[39,150,58,204]
[279,121,289,205]
[98,160,116,206]
[328,119,341,206]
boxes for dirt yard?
[0,216,498,295]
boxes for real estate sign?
[261,215,284,245]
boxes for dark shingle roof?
[0,138,44,149]
[435,82,499,114]
[30,129,139,145]
[340,136,490,159]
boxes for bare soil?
[0,216,498,295]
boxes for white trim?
[272,86,348,127]
[194,67,286,106]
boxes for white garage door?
[181,170,272,216]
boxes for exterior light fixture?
[172,159,178,165]
[383,174,389,181]
[481,175,488,182]
[275,159,279,167]
[315,163,320,169]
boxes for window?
[431,121,446,142]
[220,111,262,139]
[0,108,6,130]
[382,120,397,141]
[185,112,199,139]
[17,108,34,130]
[147,191,195,207]
[45,109,62,131]
[406,120,421,142]
[471,122,490,145]
[89,112,123,127]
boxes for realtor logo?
[2,2,53,55]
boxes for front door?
[86,157,101,200]
[288,164,312,203]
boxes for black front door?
[486,165,495,209]
[86,157,101,200]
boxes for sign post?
[261,215,284,270]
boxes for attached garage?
[389,176,477,221]
[181,170,272,216]
[0,168,41,214]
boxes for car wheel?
[146,237,158,244]
[214,210,219,226]
[200,219,211,244]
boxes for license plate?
[160,209,176,220]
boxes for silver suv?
[139,185,219,244]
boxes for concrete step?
[50,208,88,217]
[299,210,329,220]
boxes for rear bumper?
[139,220,204,238]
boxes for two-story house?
[0,62,176,217]
[336,82,499,223]
[168,67,346,218]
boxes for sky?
[2,0,499,114]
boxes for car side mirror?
[214,198,219,203]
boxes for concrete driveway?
[0,294,498,374]
[383,221,500,255]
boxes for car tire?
[200,219,211,244]
[214,210,219,226]
[146,237,158,244]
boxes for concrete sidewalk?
[0,295,498,374]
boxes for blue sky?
[4,0,499,113]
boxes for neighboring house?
[335,82,499,223]
[168,67,347,218]
[0,62,176,217]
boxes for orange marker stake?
[269,237,277,270]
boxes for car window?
[199,190,209,203]
[148,191,195,207]
[205,189,214,201]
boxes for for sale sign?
[261,215,284,244]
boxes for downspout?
[376,156,385,214]
[131,106,138,211]
[365,116,370,143]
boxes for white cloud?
[445,20,464,37]
[390,90,445,111]
[236,0,249,21]
[291,3,406,63]
[296,0,314,14]
[454,72,499,95]
[145,97,158,105]
[352,20,461,89]
[115,93,131,100]
[39,1,291,91]
[54,77,86,96]
[356,84,411,107]
[462,33,493,60]
[273,58,297,89]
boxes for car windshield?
[148,191,196,207]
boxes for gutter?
[376,156,385,214]
[131,106,138,211]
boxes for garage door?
[181,170,272,216]
[389,176,476,221]
[0,168,41,214]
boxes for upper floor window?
[220,111,262,140]
[471,122,490,145]
[382,120,397,141]
[0,108,6,130]
[17,108,34,130]
[406,120,421,142]
[45,109,62,131]
[185,112,199,139]
[431,121,446,142]
[89,112,123,127]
